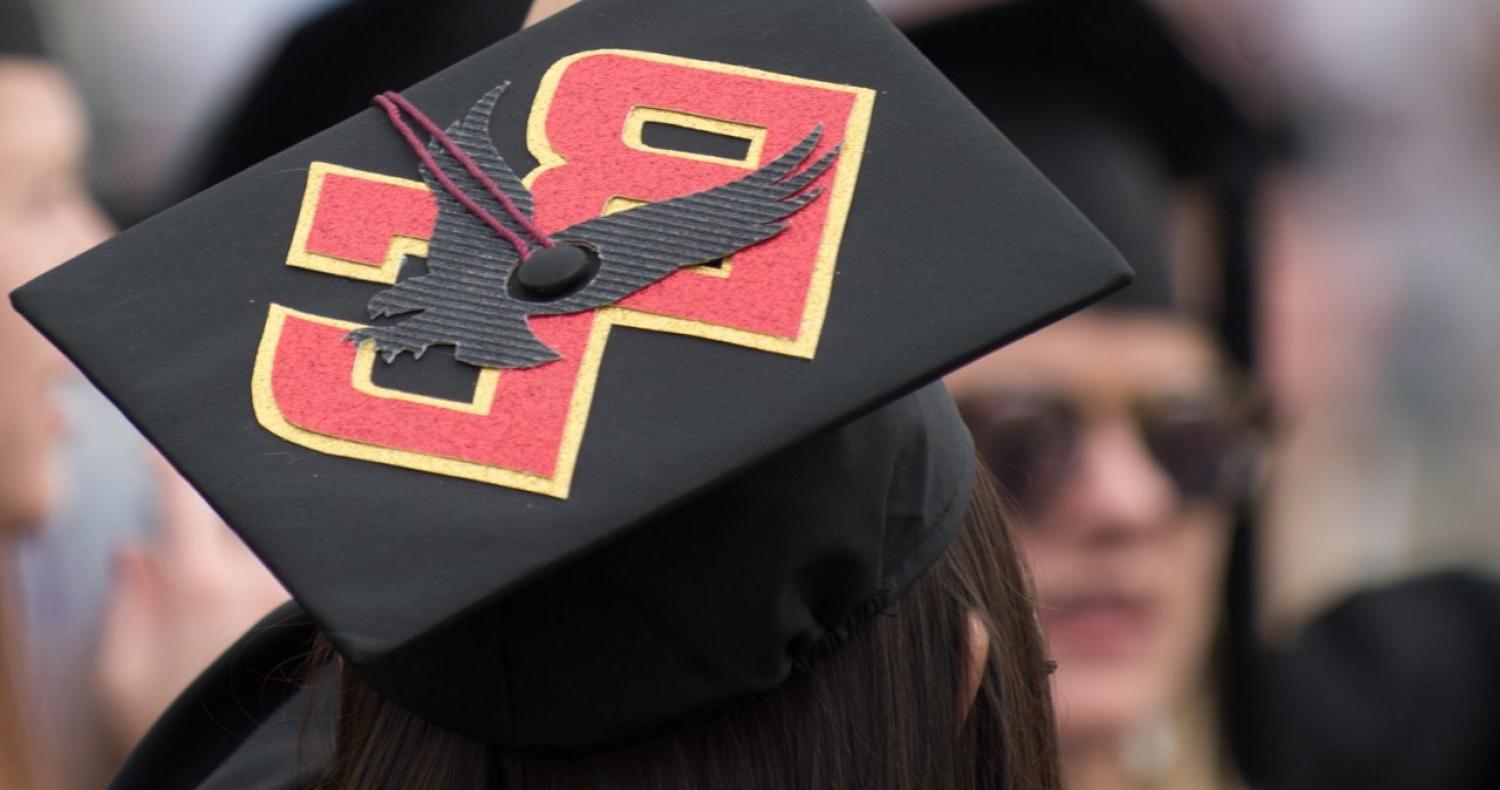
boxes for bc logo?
[251,50,874,497]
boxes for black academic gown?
[1263,571,1500,790]
[109,604,331,790]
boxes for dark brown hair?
[313,470,1058,789]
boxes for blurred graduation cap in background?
[175,0,532,201]
[12,0,1133,784]
[0,0,45,58]
[908,0,1264,364]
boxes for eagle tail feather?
[775,145,841,198]
[754,125,825,186]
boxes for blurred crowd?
[3,0,1500,787]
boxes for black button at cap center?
[513,243,599,299]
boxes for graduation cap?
[907,0,1258,316]
[11,0,1128,778]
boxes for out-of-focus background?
[5,0,1500,787]
[891,0,1500,637]
[42,0,340,217]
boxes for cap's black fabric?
[16,0,1130,772]
[362,382,975,747]
[0,0,45,58]
[908,0,1254,313]
[114,385,972,787]
[175,0,530,201]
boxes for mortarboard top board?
[13,0,1129,773]
[908,0,1255,313]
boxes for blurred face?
[0,60,110,535]
[947,313,1243,745]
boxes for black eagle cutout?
[350,83,841,370]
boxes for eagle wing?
[351,101,840,370]
[534,125,840,315]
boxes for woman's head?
[0,56,111,534]
[76,1,1143,781]
[313,469,1058,790]
[947,311,1255,745]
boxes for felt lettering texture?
[306,172,436,268]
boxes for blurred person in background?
[1,0,110,783]
[2,1,287,785]
[911,0,1266,787]
[175,0,530,201]
[9,0,540,782]
[912,1,1500,788]
[0,5,107,536]
[40,0,343,223]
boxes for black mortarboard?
[908,0,1256,314]
[13,0,1129,777]
[0,0,46,58]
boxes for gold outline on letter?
[286,162,431,285]
[351,340,501,415]
[252,304,586,497]
[622,106,767,168]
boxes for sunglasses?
[957,385,1266,517]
